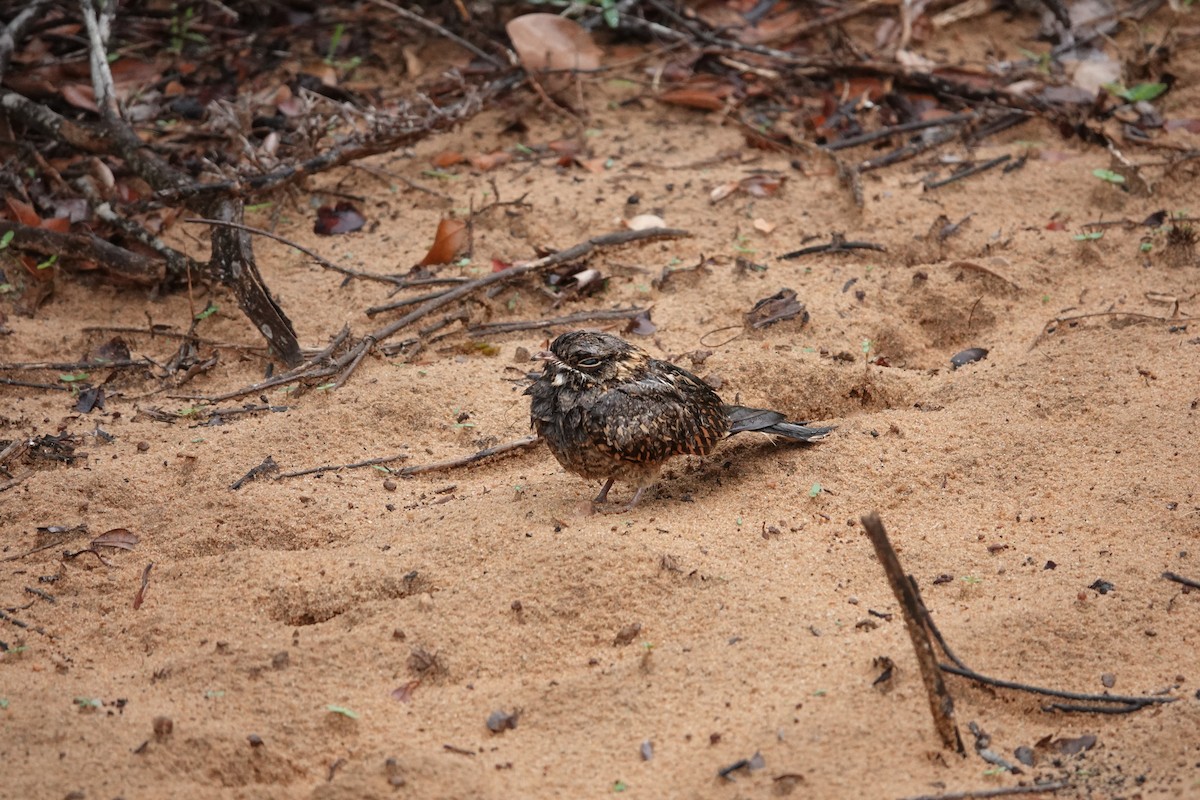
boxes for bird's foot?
[595,486,646,514]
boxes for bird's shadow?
[647,435,824,507]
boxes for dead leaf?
[432,151,465,168]
[314,202,366,235]
[91,528,140,551]
[506,14,602,73]
[133,562,153,610]
[468,151,512,171]
[419,219,468,266]
[391,680,421,703]
[742,172,784,198]
[5,196,41,227]
[574,157,608,174]
[60,83,99,113]
[752,218,776,234]
[745,288,808,330]
[658,87,728,111]
[547,139,582,156]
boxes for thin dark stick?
[897,780,1071,800]
[1034,312,1199,348]
[398,435,540,476]
[0,358,150,372]
[278,453,411,479]
[861,513,964,754]
[367,288,450,317]
[184,217,404,285]
[924,155,1013,190]
[1,377,71,391]
[364,0,502,67]
[1162,571,1200,590]
[780,234,887,259]
[859,126,961,172]
[824,112,980,151]
[0,0,53,83]
[24,586,56,603]
[170,325,351,403]
[469,307,647,336]
[915,587,1171,711]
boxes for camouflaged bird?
[526,331,833,511]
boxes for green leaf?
[808,482,823,497]
[0,283,14,294]
[1092,169,1125,184]
[0,698,9,709]
[59,372,90,383]
[0,230,14,249]
[194,302,218,320]
[36,254,58,270]
[1104,81,1167,102]
[1072,231,1104,241]
[612,781,627,792]
[326,704,359,719]
[1140,241,1153,252]
[602,3,619,27]
[74,697,102,708]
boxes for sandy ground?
[2,10,1200,800]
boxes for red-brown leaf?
[92,528,140,551]
[418,219,468,266]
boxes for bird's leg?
[599,485,646,514]
[593,478,615,504]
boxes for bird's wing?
[584,367,727,463]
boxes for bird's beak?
[533,350,555,362]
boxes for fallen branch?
[1033,311,1198,348]
[183,217,405,286]
[278,453,410,479]
[184,227,689,401]
[398,435,540,476]
[925,155,1013,190]
[861,512,964,754]
[919,588,1173,713]
[1162,571,1200,591]
[0,220,166,285]
[468,307,648,336]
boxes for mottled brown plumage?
[526,331,833,511]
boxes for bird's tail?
[725,405,834,442]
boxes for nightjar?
[526,330,833,511]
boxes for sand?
[2,10,1199,799]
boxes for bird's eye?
[576,357,603,369]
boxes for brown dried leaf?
[132,562,153,610]
[391,679,421,703]
[61,83,100,113]
[432,151,465,168]
[745,288,808,330]
[506,14,602,73]
[418,219,468,266]
[658,88,727,111]
[5,196,41,227]
[468,151,513,171]
[92,528,140,551]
